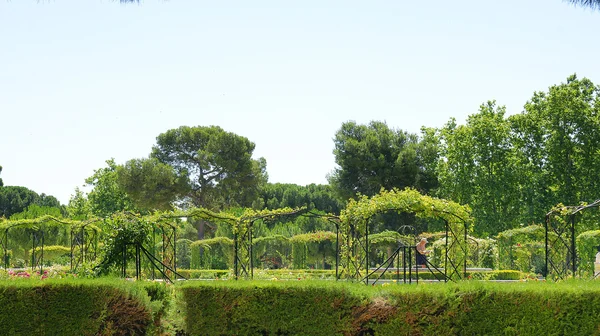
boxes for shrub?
[178,280,600,336]
[0,279,153,335]
[576,230,600,277]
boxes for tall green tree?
[329,121,439,200]
[85,159,135,217]
[116,158,188,211]
[0,165,3,187]
[0,186,63,219]
[148,125,267,210]
[67,187,91,220]
[439,101,519,236]
[116,126,267,240]
[511,74,600,229]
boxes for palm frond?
[567,0,600,9]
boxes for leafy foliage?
[85,159,135,217]
[10,204,63,220]
[496,225,546,273]
[0,186,63,219]
[329,121,439,200]
[150,125,268,210]
[568,0,600,10]
[576,230,600,276]
[340,188,471,279]
[94,212,158,276]
[190,236,233,269]
[438,101,519,236]
[253,182,344,215]
[116,157,187,211]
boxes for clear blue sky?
[1,0,599,204]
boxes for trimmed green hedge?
[179,280,600,335]
[0,279,155,335]
[176,269,230,279]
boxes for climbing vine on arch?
[339,188,473,281]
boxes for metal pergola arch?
[233,209,341,280]
[109,211,194,283]
[0,216,100,274]
[343,208,468,285]
[544,199,600,280]
[339,189,472,285]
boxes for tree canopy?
[0,185,63,219]
[437,74,600,236]
[253,183,344,215]
[85,159,135,217]
[146,125,268,210]
[329,121,439,201]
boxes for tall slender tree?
[439,101,519,236]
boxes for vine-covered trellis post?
[545,200,600,280]
[339,188,472,284]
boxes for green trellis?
[339,188,473,283]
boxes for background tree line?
[3,74,600,239]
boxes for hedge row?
[175,268,522,281]
[179,280,600,335]
[0,279,162,336]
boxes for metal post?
[31,232,35,273]
[173,227,177,274]
[544,214,549,279]
[122,243,127,278]
[396,246,400,284]
[365,220,369,286]
[415,247,419,285]
[162,227,166,278]
[4,229,8,269]
[408,247,412,284]
[135,244,140,280]
[234,231,238,280]
[335,224,339,281]
[249,225,253,279]
[70,230,74,272]
[152,227,156,280]
[80,229,85,265]
[445,221,449,281]
[40,230,44,275]
[571,214,576,276]
[403,247,406,284]
[464,220,468,280]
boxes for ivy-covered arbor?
[340,188,472,283]
[545,200,600,280]
[0,216,100,273]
